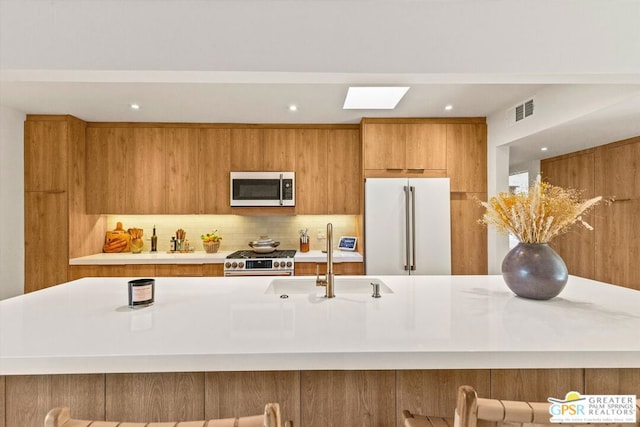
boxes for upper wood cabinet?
[362,120,447,174]
[263,128,297,171]
[328,129,360,214]
[198,128,231,214]
[230,128,263,171]
[126,128,166,214]
[296,129,328,214]
[24,118,70,192]
[229,128,297,172]
[87,127,166,214]
[86,127,128,213]
[166,128,199,214]
[446,123,487,193]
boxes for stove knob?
[231,262,238,268]
[238,262,244,268]
[286,261,292,268]
[225,262,231,268]
[274,261,280,268]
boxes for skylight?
[343,87,410,110]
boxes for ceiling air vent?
[507,98,535,126]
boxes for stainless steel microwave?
[230,172,295,207]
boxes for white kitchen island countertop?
[1,275,638,375]
[69,250,362,265]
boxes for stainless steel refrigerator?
[365,178,451,275]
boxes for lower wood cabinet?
[294,262,364,276]
[68,263,224,280]
[3,369,637,427]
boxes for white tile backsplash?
[107,215,358,253]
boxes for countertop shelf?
[1,275,639,375]
[69,250,363,265]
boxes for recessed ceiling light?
[130,103,141,110]
[343,87,410,110]
[541,147,548,151]
[444,105,453,111]
[288,104,298,112]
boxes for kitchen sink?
[265,278,392,295]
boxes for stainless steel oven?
[224,250,296,276]
[230,172,295,207]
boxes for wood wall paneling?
[263,128,297,171]
[296,129,329,214]
[166,128,199,213]
[446,124,487,193]
[0,376,5,427]
[24,120,68,192]
[198,128,231,214]
[490,369,584,402]
[397,369,490,422]
[598,138,640,199]
[125,128,166,214]
[585,369,640,395]
[301,370,396,427]
[5,374,105,427]
[25,191,69,293]
[105,372,205,423]
[450,193,488,275]
[327,128,361,214]
[205,371,300,426]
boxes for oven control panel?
[224,258,294,273]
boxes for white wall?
[0,105,25,300]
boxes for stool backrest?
[454,385,639,427]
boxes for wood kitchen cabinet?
[126,128,166,213]
[594,137,640,290]
[295,127,361,215]
[68,264,156,280]
[541,135,640,291]
[446,123,487,193]
[296,129,328,214]
[25,115,105,292]
[263,128,297,171]
[294,262,364,276]
[362,119,447,176]
[229,128,263,171]
[327,129,361,214]
[198,128,232,214]
[25,191,69,292]
[450,193,487,274]
[166,128,199,213]
[541,150,596,279]
[86,126,166,214]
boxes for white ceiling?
[1,0,639,168]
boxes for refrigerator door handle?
[404,185,411,271]
[410,185,416,270]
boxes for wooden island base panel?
[1,369,639,427]
[2,275,639,427]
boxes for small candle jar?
[128,278,155,308]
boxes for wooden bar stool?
[403,385,640,427]
[45,402,287,427]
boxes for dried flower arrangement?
[479,176,603,244]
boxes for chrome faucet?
[316,223,335,298]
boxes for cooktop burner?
[226,250,297,259]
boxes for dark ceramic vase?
[501,242,568,300]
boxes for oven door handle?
[279,173,284,206]
[224,270,294,277]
